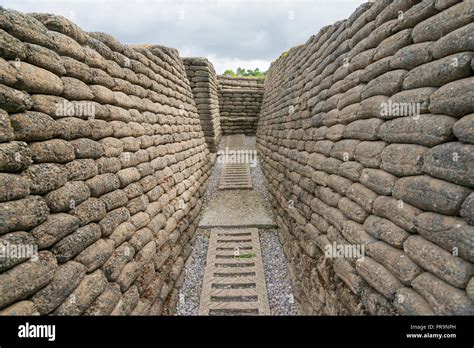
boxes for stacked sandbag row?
[217,76,264,135]
[257,0,473,315]
[0,9,213,315]
[183,57,221,152]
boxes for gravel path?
[175,228,209,315]
[259,229,299,315]
[250,158,270,204]
[176,135,298,316]
[202,159,222,204]
[245,134,257,147]
[243,135,269,204]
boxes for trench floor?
[176,135,298,316]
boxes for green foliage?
[237,253,256,259]
[223,67,266,79]
[223,69,236,77]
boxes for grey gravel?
[177,228,298,316]
[259,229,299,315]
[250,158,270,204]
[245,135,270,203]
[217,135,226,152]
[245,134,257,147]
[202,159,222,204]
[176,228,209,316]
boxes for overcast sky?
[1,0,366,73]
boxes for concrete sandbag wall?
[257,0,473,315]
[218,76,264,135]
[0,9,213,315]
[183,57,221,152]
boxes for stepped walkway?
[198,135,274,315]
[175,134,299,316]
[198,227,270,315]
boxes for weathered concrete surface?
[199,190,275,228]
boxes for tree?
[223,69,236,77]
[223,67,266,78]
[236,67,246,76]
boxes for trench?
[0,1,473,317]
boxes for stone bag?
[256,0,473,315]
[0,9,213,315]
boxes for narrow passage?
[176,135,298,315]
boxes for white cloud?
[209,55,271,75]
[1,0,367,73]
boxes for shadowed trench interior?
[0,0,473,317]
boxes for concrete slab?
[218,135,256,152]
[198,190,276,228]
[226,134,246,148]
